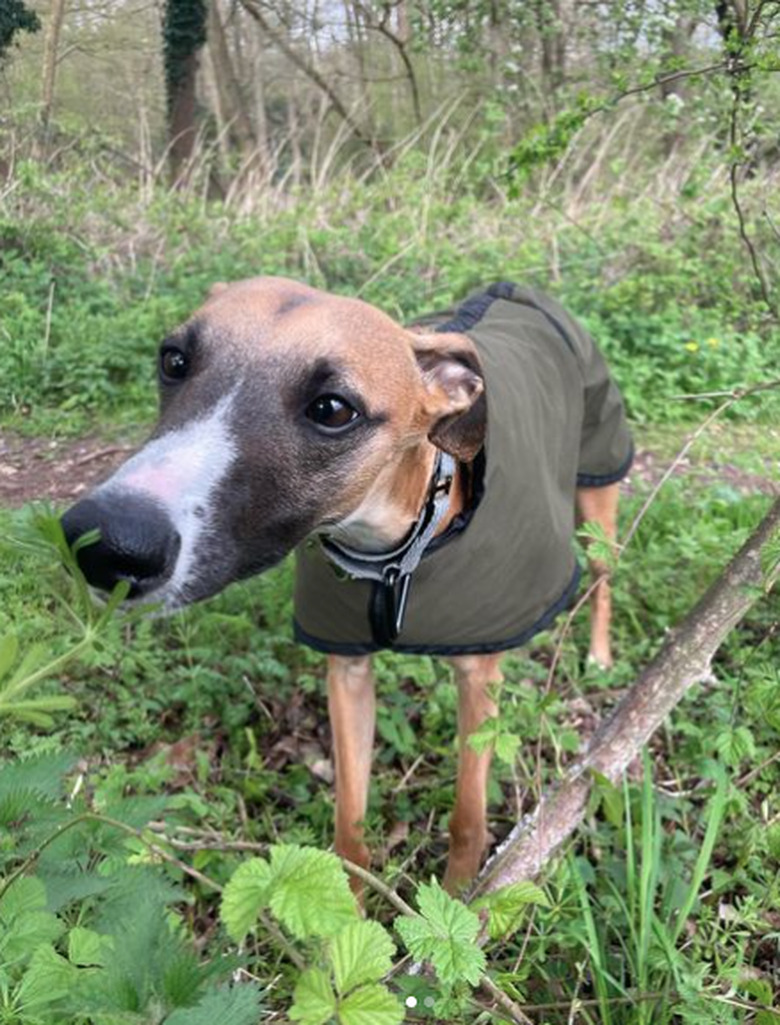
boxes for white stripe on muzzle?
[96,394,238,604]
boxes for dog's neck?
[325,441,466,554]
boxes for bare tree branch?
[238,0,376,152]
[471,496,780,897]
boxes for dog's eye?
[160,347,189,383]
[305,395,359,431]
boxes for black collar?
[319,450,456,645]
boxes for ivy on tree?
[0,0,40,61]
[162,0,207,97]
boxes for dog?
[62,277,632,893]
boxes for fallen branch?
[472,496,780,897]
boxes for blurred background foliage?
[0,0,778,433]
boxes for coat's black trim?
[576,443,634,488]
[292,562,582,657]
[438,282,577,357]
[436,282,516,334]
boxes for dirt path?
[0,433,136,508]
[0,430,776,509]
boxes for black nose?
[61,492,181,597]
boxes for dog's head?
[61,277,486,607]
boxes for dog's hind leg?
[443,653,504,894]
[576,482,620,668]
[327,655,376,889]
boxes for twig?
[339,857,417,917]
[480,973,535,1024]
[74,444,135,467]
[736,747,780,788]
[517,991,666,1014]
[671,378,780,402]
[42,280,56,360]
[619,398,733,554]
[259,911,308,971]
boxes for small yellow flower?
[684,341,699,353]
[706,337,720,347]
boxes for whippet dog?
[62,277,631,893]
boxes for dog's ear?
[207,281,230,300]
[411,332,486,462]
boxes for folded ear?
[412,331,487,462]
[207,281,230,300]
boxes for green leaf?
[395,879,485,988]
[739,977,773,1007]
[165,984,265,1025]
[473,881,550,939]
[493,731,520,765]
[577,521,618,571]
[467,716,519,765]
[330,920,395,995]
[220,857,272,943]
[714,725,756,766]
[0,749,77,800]
[2,642,48,698]
[0,874,47,921]
[67,926,113,967]
[268,845,357,940]
[290,967,337,1025]
[339,983,404,1025]
[0,696,77,727]
[756,1012,780,1025]
[15,944,75,1009]
[2,910,64,961]
[0,633,18,682]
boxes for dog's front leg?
[327,654,376,887]
[443,653,504,894]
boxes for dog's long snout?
[61,492,181,597]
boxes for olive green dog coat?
[293,282,633,655]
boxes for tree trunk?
[208,0,255,155]
[248,19,271,177]
[472,497,780,897]
[168,51,200,180]
[536,0,566,99]
[163,0,208,183]
[39,0,66,134]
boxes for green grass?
[0,456,778,1021]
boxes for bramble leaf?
[330,920,395,995]
[467,716,520,765]
[395,879,485,987]
[220,857,273,942]
[290,967,336,1025]
[268,845,357,940]
[473,881,550,939]
[339,982,404,1025]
